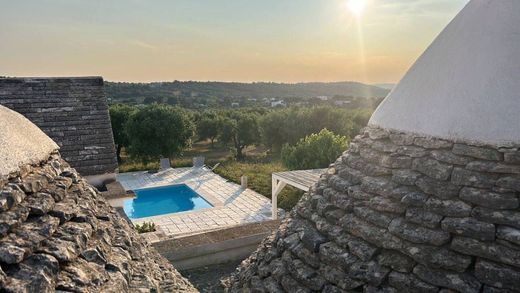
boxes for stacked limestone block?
[227,126,520,292]
[0,151,197,292]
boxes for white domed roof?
[369,0,520,145]
[0,105,58,176]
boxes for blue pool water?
[123,184,213,219]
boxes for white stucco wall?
[0,105,58,176]
[369,0,520,145]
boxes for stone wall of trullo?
[225,127,520,293]
[0,152,196,292]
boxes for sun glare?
[346,0,367,15]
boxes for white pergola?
[271,169,326,219]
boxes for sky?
[0,0,469,83]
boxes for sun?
[346,0,367,15]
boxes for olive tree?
[260,106,356,153]
[196,112,221,148]
[109,104,136,162]
[125,104,194,161]
[219,111,260,160]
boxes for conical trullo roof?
[0,105,196,291]
[0,106,58,176]
[227,1,520,292]
[369,0,520,145]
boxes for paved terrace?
[115,167,273,237]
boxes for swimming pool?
[123,184,213,219]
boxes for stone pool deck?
[114,167,274,237]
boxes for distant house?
[334,100,351,107]
[231,102,240,107]
[315,95,329,101]
[0,77,118,187]
[271,100,287,108]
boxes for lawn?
[118,140,304,211]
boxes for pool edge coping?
[122,181,227,222]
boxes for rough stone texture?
[472,207,520,229]
[226,126,520,293]
[475,259,520,291]
[441,217,495,241]
[0,153,196,292]
[496,225,520,246]
[405,208,443,229]
[452,144,503,161]
[416,177,460,200]
[413,265,481,293]
[460,187,518,210]
[0,77,118,176]
[496,176,520,192]
[413,157,453,180]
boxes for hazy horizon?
[105,79,391,86]
[0,75,393,86]
[1,0,469,83]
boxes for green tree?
[218,116,236,147]
[260,106,357,152]
[281,129,348,170]
[166,96,179,105]
[234,114,260,160]
[109,104,136,162]
[196,112,221,148]
[219,111,260,160]
[349,108,372,137]
[259,110,288,152]
[125,104,194,161]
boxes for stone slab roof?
[369,0,520,145]
[0,77,118,176]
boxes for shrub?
[135,222,156,233]
[281,129,347,170]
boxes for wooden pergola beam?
[270,169,326,220]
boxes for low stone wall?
[154,220,281,270]
[226,127,520,292]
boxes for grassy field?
[118,140,304,211]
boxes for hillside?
[373,83,395,90]
[105,81,389,104]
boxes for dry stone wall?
[227,126,520,293]
[0,152,196,292]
